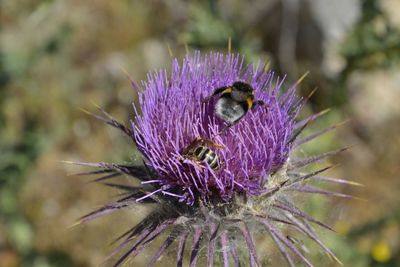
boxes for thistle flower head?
[74,52,356,267]
[134,53,297,204]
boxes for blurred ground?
[1,0,399,266]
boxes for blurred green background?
[1,0,399,266]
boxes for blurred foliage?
[1,0,400,266]
[332,0,400,107]
[342,0,400,72]
[182,4,234,48]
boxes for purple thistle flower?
[133,52,296,204]
[72,52,358,266]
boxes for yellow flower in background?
[371,240,391,263]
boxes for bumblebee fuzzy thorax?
[230,89,253,102]
[231,81,255,102]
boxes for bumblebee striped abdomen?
[193,146,220,170]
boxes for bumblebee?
[182,137,223,171]
[203,81,265,125]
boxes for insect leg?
[251,100,266,110]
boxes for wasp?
[181,137,223,171]
[202,81,265,126]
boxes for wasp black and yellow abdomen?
[181,138,223,171]
[192,145,220,170]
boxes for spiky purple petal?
[282,213,342,265]
[220,231,230,267]
[268,230,296,267]
[260,219,314,267]
[190,227,203,267]
[294,120,348,147]
[148,227,181,267]
[207,223,219,267]
[229,237,242,267]
[239,223,261,267]
[177,231,189,267]
[273,201,334,232]
[290,147,351,170]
